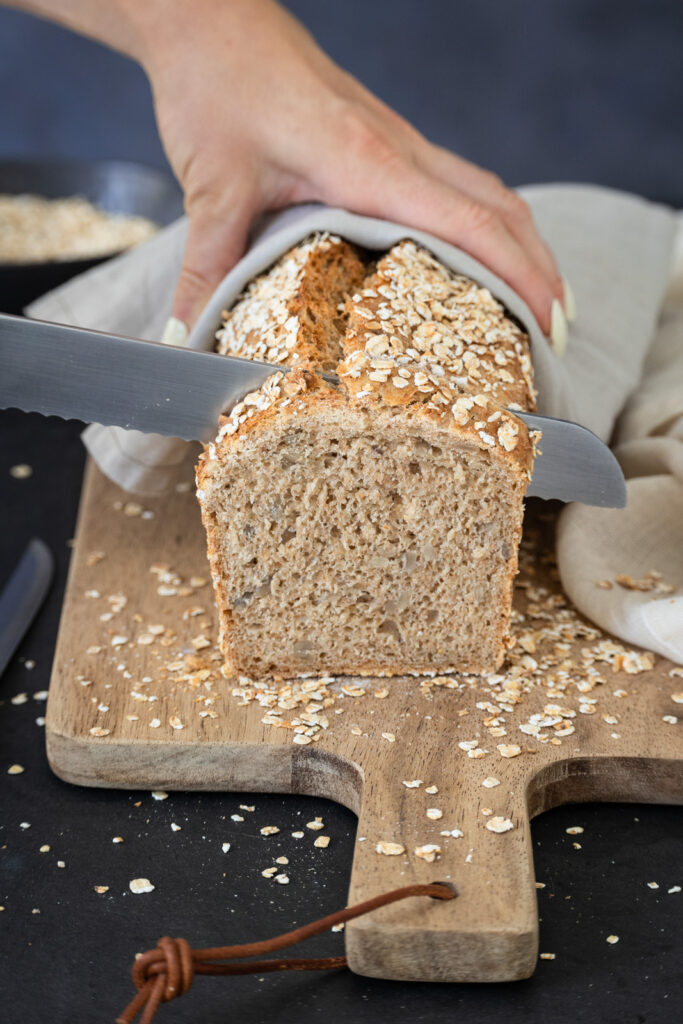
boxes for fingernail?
[161,316,189,346]
[562,275,577,321]
[550,298,568,357]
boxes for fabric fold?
[557,226,683,664]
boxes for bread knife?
[0,313,626,507]
[0,538,54,679]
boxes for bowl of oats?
[0,158,183,313]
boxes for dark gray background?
[1,0,682,203]
[1,3,682,1023]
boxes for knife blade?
[0,312,626,507]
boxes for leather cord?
[117,882,456,1024]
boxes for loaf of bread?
[197,233,537,679]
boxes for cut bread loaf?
[197,233,538,680]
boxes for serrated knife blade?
[0,313,626,507]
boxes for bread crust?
[197,235,538,680]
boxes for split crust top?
[202,234,538,482]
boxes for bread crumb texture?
[198,234,538,679]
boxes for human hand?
[138,0,571,343]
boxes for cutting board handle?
[344,759,538,982]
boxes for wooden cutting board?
[47,459,683,983]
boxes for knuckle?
[339,103,396,165]
[460,199,500,236]
[177,263,215,294]
[500,189,532,225]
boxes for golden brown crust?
[215,233,365,371]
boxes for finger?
[318,132,557,335]
[172,194,256,329]
[325,85,564,309]
[419,144,563,298]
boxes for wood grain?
[46,459,683,982]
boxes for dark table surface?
[1,411,682,1024]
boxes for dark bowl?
[0,158,184,314]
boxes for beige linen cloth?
[28,185,682,662]
[557,223,683,664]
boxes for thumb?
[172,200,254,329]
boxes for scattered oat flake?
[540,953,556,960]
[169,716,184,730]
[39,844,50,853]
[306,818,324,831]
[171,823,181,833]
[89,727,110,737]
[482,777,500,788]
[606,935,619,944]
[113,837,124,843]
[11,692,28,705]
[381,732,395,742]
[7,764,24,775]
[292,733,312,745]
[341,684,365,698]
[535,882,546,889]
[671,693,683,704]
[662,715,678,725]
[331,923,345,932]
[414,844,441,863]
[425,785,439,794]
[151,791,168,801]
[292,831,304,839]
[260,826,280,836]
[191,634,211,651]
[275,856,289,865]
[426,808,443,820]
[566,826,584,835]
[149,718,161,729]
[94,885,109,894]
[668,886,681,894]
[222,843,231,853]
[10,463,32,479]
[402,779,422,789]
[376,841,405,856]
[275,874,290,885]
[314,835,330,849]
[262,867,278,878]
[129,878,155,894]
[486,816,514,833]
[111,635,128,647]
[497,744,521,758]
[647,881,659,889]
